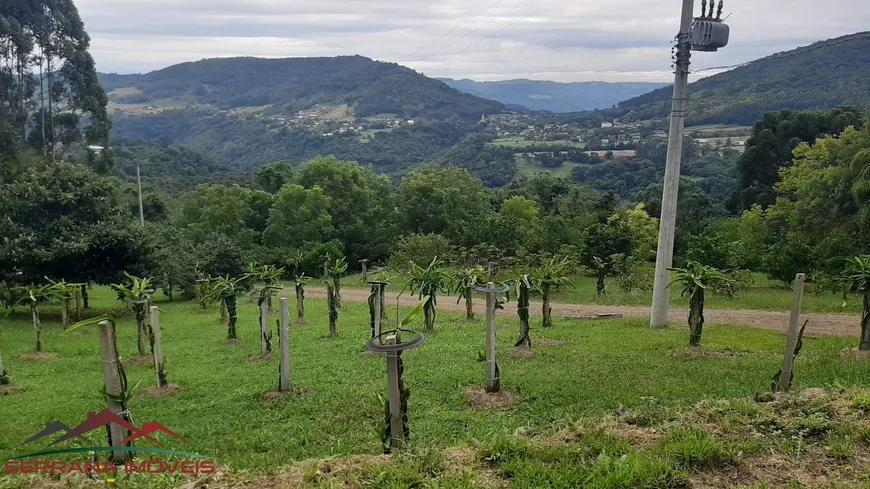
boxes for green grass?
[514,156,581,179]
[3,286,870,487]
[341,272,862,315]
[489,138,585,149]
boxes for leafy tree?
[737,107,863,209]
[837,256,870,351]
[194,233,247,280]
[0,163,153,287]
[406,257,453,332]
[399,168,489,239]
[263,184,332,250]
[453,266,485,321]
[177,185,257,246]
[1,0,113,170]
[112,273,155,356]
[668,262,731,347]
[253,161,295,193]
[389,233,453,269]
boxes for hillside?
[618,32,870,125]
[99,56,503,120]
[441,78,667,112]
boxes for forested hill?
[618,32,870,125]
[441,78,667,112]
[98,56,503,120]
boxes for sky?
[77,0,868,83]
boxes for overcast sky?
[77,0,867,83]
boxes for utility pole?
[136,160,145,226]
[650,0,695,329]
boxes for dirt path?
[290,287,861,337]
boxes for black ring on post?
[365,329,425,352]
[473,283,510,294]
[367,281,392,287]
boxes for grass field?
[341,273,863,316]
[3,285,870,487]
[490,138,585,149]
[514,156,581,179]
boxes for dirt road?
[290,287,860,337]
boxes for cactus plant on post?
[327,256,348,310]
[533,257,572,329]
[326,282,339,337]
[112,273,155,357]
[509,274,536,348]
[46,279,80,327]
[837,256,870,350]
[149,306,168,388]
[454,266,485,321]
[0,346,9,385]
[249,264,284,354]
[294,274,311,323]
[406,257,453,332]
[13,284,53,352]
[668,261,731,347]
[210,276,248,340]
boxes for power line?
[398,0,510,63]
[692,32,870,74]
[416,0,561,73]
[407,0,537,68]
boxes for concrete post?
[75,289,82,320]
[150,306,166,388]
[31,306,42,352]
[279,298,291,392]
[778,273,806,392]
[484,284,498,393]
[650,0,696,329]
[98,320,130,464]
[260,299,270,355]
[0,346,9,385]
[373,286,382,341]
[61,298,69,327]
[385,334,404,447]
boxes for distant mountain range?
[99,56,503,121]
[440,78,668,112]
[619,32,870,125]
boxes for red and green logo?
[4,409,214,475]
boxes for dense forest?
[619,32,870,125]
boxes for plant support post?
[0,347,9,385]
[778,273,806,392]
[476,282,509,393]
[260,299,270,355]
[385,334,405,448]
[31,305,42,352]
[98,320,132,464]
[150,306,167,388]
[279,298,291,392]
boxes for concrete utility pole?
[136,161,145,226]
[650,0,696,329]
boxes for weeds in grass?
[659,426,735,470]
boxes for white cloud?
[77,0,868,82]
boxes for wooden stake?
[75,289,82,320]
[32,305,42,352]
[61,298,69,327]
[279,298,291,392]
[385,334,404,447]
[778,273,806,392]
[260,300,270,355]
[150,307,166,388]
[373,286,382,341]
[98,320,130,464]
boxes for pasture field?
[489,138,585,149]
[2,286,870,487]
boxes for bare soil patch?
[124,354,153,365]
[242,353,273,363]
[222,339,244,345]
[140,384,181,397]
[465,386,515,410]
[295,318,306,325]
[534,337,565,346]
[841,346,870,358]
[691,453,832,489]
[14,351,57,360]
[263,386,307,399]
[669,346,744,358]
[0,384,16,395]
[294,286,861,336]
[508,346,535,357]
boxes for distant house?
[407,120,415,125]
[736,141,746,146]
[697,138,709,143]
[87,145,104,155]
[601,122,613,128]
[601,139,610,145]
